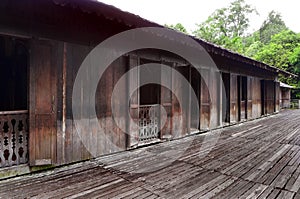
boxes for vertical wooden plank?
[252,77,262,118]
[190,67,201,133]
[105,59,114,154]
[247,77,253,119]
[116,56,128,150]
[200,68,211,130]
[178,65,190,136]
[230,74,238,123]
[67,43,91,163]
[261,80,265,115]
[103,57,128,154]
[64,43,74,163]
[264,80,275,114]
[161,61,173,137]
[55,42,64,165]
[239,76,247,121]
[29,39,58,166]
[209,71,221,128]
[128,54,139,147]
[275,81,280,112]
[171,65,188,137]
[79,44,92,161]
[29,41,36,166]
[222,73,230,124]
[172,63,181,138]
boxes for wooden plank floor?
[1,109,300,198]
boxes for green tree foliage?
[259,11,287,44]
[289,46,300,95]
[254,30,300,71]
[188,0,299,96]
[165,23,188,34]
[254,30,300,96]
[290,46,300,74]
[193,0,257,46]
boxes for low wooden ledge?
[0,110,28,115]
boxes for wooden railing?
[0,110,29,168]
[290,99,300,109]
[138,104,159,143]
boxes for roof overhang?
[280,82,294,89]
[0,0,297,78]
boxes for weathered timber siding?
[29,39,61,166]
[26,39,281,166]
[200,68,211,130]
[252,77,262,118]
[264,80,276,114]
[230,74,239,123]
[275,82,280,112]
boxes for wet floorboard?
[1,109,300,198]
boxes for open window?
[139,58,161,105]
[138,58,161,143]
[0,36,28,111]
[0,35,29,168]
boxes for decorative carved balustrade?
[0,110,29,168]
[138,104,159,143]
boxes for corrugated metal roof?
[1,0,295,77]
[280,82,294,88]
[50,0,296,77]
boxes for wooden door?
[261,80,265,115]
[200,68,210,130]
[29,40,58,166]
[239,76,247,121]
[160,61,173,137]
[128,55,139,147]
[275,81,280,112]
[173,65,190,136]
[264,80,275,114]
[222,73,230,124]
[247,77,253,119]
[190,67,201,132]
[230,74,238,123]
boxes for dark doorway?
[261,80,265,115]
[190,67,201,132]
[139,58,161,105]
[0,35,28,111]
[222,73,230,123]
[0,35,29,168]
[238,76,247,121]
[138,58,161,142]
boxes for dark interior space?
[241,76,247,101]
[261,80,265,115]
[139,58,161,105]
[0,35,28,111]
[190,67,201,130]
[238,76,248,120]
[222,73,230,123]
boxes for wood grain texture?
[1,109,300,198]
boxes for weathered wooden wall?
[29,39,61,166]
[200,68,211,130]
[230,74,239,123]
[252,77,262,118]
[280,88,291,109]
[263,80,276,114]
[27,39,281,167]
[275,82,280,112]
[0,0,287,170]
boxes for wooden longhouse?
[0,0,295,173]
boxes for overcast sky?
[100,0,299,34]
